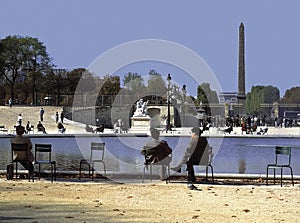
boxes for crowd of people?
[13,108,66,134]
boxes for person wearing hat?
[10,125,34,175]
[171,127,209,184]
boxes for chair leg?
[166,164,170,184]
[32,163,34,182]
[266,167,269,186]
[79,161,82,180]
[142,165,146,183]
[209,164,214,183]
[38,164,41,180]
[102,162,106,176]
[15,162,18,179]
[88,163,91,179]
[280,168,283,187]
[290,167,294,186]
[54,162,56,181]
[92,163,94,180]
[27,161,30,182]
[273,169,276,185]
[150,165,153,181]
[51,164,54,183]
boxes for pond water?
[1,135,300,178]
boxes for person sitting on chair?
[85,124,95,133]
[171,127,209,184]
[57,122,66,133]
[10,125,34,176]
[141,128,172,180]
[37,121,47,134]
[26,121,33,134]
[95,124,104,133]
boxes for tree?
[73,69,96,106]
[281,87,300,104]
[123,72,145,91]
[196,83,219,115]
[100,75,121,95]
[196,83,219,104]
[43,69,68,105]
[0,35,53,103]
[246,85,280,114]
[147,69,167,95]
[67,68,87,95]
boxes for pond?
[1,135,300,179]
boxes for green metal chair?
[266,146,294,187]
[142,153,172,184]
[79,142,106,180]
[34,144,56,182]
[11,143,34,182]
[198,146,214,183]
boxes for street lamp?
[167,73,172,132]
[182,84,186,127]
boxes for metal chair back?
[275,146,292,165]
[11,143,32,181]
[34,143,56,182]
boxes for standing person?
[171,127,209,186]
[55,112,59,123]
[17,114,22,126]
[9,98,12,108]
[10,125,34,176]
[141,128,172,180]
[40,108,45,122]
[60,111,64,124]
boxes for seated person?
[37,121,47,134]
[26,121,33,133]
[114,119,123,133]
[10,125,34,176]
[141,128,172,180]
[171,127,209,183]
[95,124,104,133]
[85,124,95,133]
[57,122,66,133]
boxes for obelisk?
[237,22,246,115]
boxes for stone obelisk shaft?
[237,22,246,115]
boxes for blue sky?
[1,0,299,97]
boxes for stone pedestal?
[130,116,151,131]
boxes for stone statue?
[133,99,149,117]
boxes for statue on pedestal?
[133,99,149,117]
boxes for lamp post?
[167,73,172,132]
[182,84,186,127]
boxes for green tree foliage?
[100,75,120,95]
[196,83,219,115]
[196,83,219,105]
[147,69,167,95]
[123,72,145,91]
[68,68,95,95]
[281,87,300,104]
[0,35,53,102]
[44,69,68,105]
[246,85,280,114]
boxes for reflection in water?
[238,159,246,174]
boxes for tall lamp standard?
[182,84,186,127]
[166,73,172,132]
